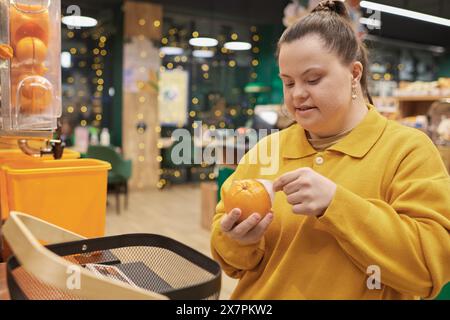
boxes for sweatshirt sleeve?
[318,136,450,299]
[210,154,266,279]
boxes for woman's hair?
[277,0,373,105]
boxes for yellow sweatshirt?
[211,104,450,300]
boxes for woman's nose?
[292,84,308,102]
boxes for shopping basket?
[3,211,221,300]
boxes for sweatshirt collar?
[281,104,387,159]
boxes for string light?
[153,20,161,27]
[228,60,236,67]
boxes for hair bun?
[312,0,350,20]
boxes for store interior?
[0,0,449,300]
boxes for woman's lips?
[295,106,317,115]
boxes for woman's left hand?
[273,167,337,217]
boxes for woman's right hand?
[220,208,273,246]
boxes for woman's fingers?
[286,190,308,205]
[220,208,241,232]
[228,213,261,238]
[273,171,299,192]
[246,212,274,240]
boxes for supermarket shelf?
[374,96,450,102]
[394,96,450,102]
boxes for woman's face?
[278,34,355,137]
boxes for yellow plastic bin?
[0,148,81,225]
[0,159,111,238]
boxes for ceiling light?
[160,46,184,55]
[360,1,450,27]
[224,41,252,51]
[61,51,71,68]
[62,16,98,28]
[193,50,214,58]
[189,37,218,47]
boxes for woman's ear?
[351,61,363,83]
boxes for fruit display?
[0,0,61,131]
[10,2,51,115]
[223,179,273,223]
[394,78,450,97]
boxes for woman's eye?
[307,78,321,85]
[284,82,295,88]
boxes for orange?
[15,37,48,63]
[16,75,52,114]
[0,44,13,59]
[10,3,49,46]
[14,22,48,45]
[223,179,272,223]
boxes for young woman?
[210,0,450,299]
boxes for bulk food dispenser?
[0,0,110,243]
[0,0,63,158]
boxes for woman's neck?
[308,100,369,140]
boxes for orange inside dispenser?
[9,2,51,115]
